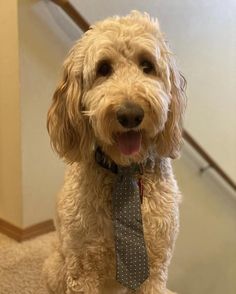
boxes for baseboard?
[0,218,55,242]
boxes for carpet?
[0,232,55,294]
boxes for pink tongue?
[117,131,142,156]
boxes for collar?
[95,147,156,175]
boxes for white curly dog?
[43,11,186,294]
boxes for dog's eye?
[97,61,112,77]
[140,60,155,74]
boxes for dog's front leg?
[43,249,67,294]
[66,272,100,294]
[65,248,110,294]
[136,269,169,294]
[137,279,177,294]
[43,248,100,294]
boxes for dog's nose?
[116,102,144,128]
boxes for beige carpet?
[0,232,55,294]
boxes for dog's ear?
[156,58,186,159]
[47,47,92,163]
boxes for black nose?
[116,102,144,128]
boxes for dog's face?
[47,11,186,166]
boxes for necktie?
[112,165,149,290]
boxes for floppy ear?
[156,58,187,159]
[47,47,92,163]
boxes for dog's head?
[47,11,186,166]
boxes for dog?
[43,11,186,294]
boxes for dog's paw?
[166,290,177,294]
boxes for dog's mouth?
[116,130,142,156]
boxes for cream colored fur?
[43,11,186,294]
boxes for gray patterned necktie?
[112,165,149,290]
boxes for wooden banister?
[50,0,236,192]
[183,130,236,190]
[51,0,90,32]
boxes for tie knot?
[117,164,142,176]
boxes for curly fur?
[43,11,186,294]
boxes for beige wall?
[0,1,22,227]
[0,0,79,228]
[18,0,77,227]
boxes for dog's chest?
[79,170,178,245]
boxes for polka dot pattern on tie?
[112,166,149,290]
